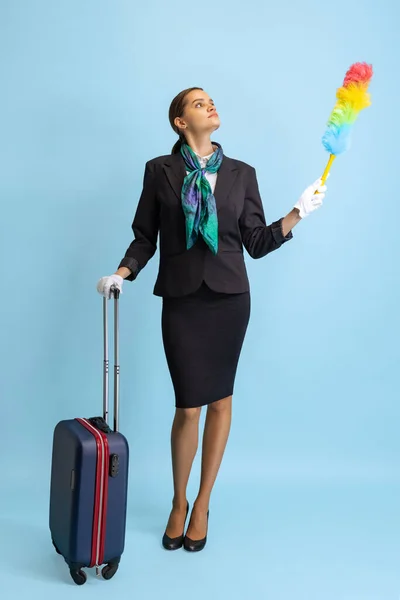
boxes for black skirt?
[161,281,251,409]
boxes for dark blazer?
[118,150,293,297]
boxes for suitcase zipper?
[76,418,110,569]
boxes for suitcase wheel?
[69,568,87,586]
[102,561,119,580]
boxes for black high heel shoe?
[183,509,209,552]
[162,501,190,550]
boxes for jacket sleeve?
[239,166,293,259]
[118,161,160,281]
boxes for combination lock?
[109,454,119,478]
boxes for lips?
[209,113,219,118]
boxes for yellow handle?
[315,153,336,193]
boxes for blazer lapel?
[163,153,186,201]
[213,156,238,208]
[163,153,238,209]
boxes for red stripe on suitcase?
[98,428,109,566]
[76,418,110,568]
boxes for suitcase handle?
[103,284,120,432]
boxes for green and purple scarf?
[179,142,223,255]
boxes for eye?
[194,101,215,108]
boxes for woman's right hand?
[96,274,124,298]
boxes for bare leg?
[165,406,202,537]
[186,395,232,540]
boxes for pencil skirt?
[161,281,251,409]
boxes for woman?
[97,87,326,553]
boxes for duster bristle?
[322,124,351,155]
[337,83,371,112]
[322,61,373,156]
[343,62,373,86]
[327,101,356,128]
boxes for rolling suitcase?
[49,286,129,585]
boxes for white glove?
[294,176,328,219]
[96,274,124,299]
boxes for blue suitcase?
[49,287,129,585]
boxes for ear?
[174,116,186,133]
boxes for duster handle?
[315,153,336,194]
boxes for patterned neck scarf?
[179,142,223,255]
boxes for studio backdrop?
[1,1,399,598]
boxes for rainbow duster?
[318,62,373,189]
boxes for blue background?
[1,0,399,598]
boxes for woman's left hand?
[294,176,328,219]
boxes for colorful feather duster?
[318,62,373,189]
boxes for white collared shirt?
[185,147,218,194]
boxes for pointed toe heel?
[162,531,184,551]
[183,509,209,552]
[162,501,189,551]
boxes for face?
[175,89,220,136]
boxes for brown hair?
[169,87,203,154]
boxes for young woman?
[97,87,326,553]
